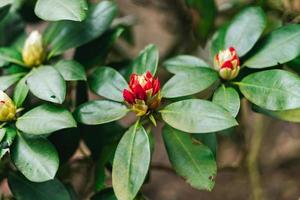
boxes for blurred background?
[2,0,300,199]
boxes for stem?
[247,114,266,200]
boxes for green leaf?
[0,0,11,8]
[252,105,300,123]
[0,73,25,91]
[225,7,266,56]
[0,129,5,142]
[53,60,86,81]
[26,66,66,104]
[44,1,117,57]
[75,27,124,67]
[13,75,29,108]
[193,133,217,158]
[75,100,129,125]
[0,0,11,21]
[185,0,216,39]
[16,104,77,135]
[91,188,117,200]
[0,127,16,158]
[210,25,227,58]
[212,85,240,117]
[244,24,300,68]
[163,55,209,74]
[0,13,25,46]
[163,125,216,191]
[112,124,151,200]
[238,69,300,110]
[162,68,218,98]
[11,132,59,182]
[89,67,128,102]
[160,99,238,133]
[8,173,71,200]
[129,44,159,76]
[0,47,24,66]
[35,0,87,22]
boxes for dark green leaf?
[193,133,217,158]
[0,127,16,158]
[8,173,71,200]
[75,27,124,67]
[129,44,158,76]
[11,133,59,182]
[160,99,238,133]
[244,24,300,68]
[89,67,128,102]
[185,0,216,39]
[0,47,24,66]
[35,0,88,22]
[53,60,86,81]
[26,66,66,104]
[44,1,117,57]
[225,7,266,56]
[238,69,300,110]
[16,104,77,135]
[163,125,216,191]
[210,25,227,58]
[112,124,151,200]
[0,1,11,21]
[162,68,218,98]
[212,85,240,117]
[91,188,117,200]
[13,75,29,108]
[0,13,25,46]
[75,100,128,125]
[0,73,25,91]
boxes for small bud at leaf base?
[22,31,46,67]
[123,71,161,116]
[214,47,240,80]
[0,91,16,122]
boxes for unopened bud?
[0,91,16,122]
[22,31,46,67]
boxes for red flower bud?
[214,47,240,80]
[123,71,161,116]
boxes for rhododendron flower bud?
[123,71,161,116]
[214,47,240,80]
[22,31,46,67]
[0,91,16,122]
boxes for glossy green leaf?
[44,1,117,57]
[163,55,209,74]
[0,0,11,8]
[0,0,11,21]
[112,124,151,200]
[252,105,300,123]
[13,75,29,108]
[8,173,71,200]
[160,99,238,133]
[163,125,216,191]
[89,67,128,102]
[26,66,66,104]
[244,24,300,68]
[162,68,218,98]
[238,69,300,110]
[225,7,266,56]
[0,13,25,46]
[0,73,25,91]
[35,0,87,22]
[91,188,117,200]
[129,44,158,76]
[11,133,59,182]
[53,60,86,81]
[212,85,240,117]
[75,100,128,125]
[16,104,77,135]
[0,47,24,66]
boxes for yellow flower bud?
[0,91,16,122]
[22,31,46,67]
